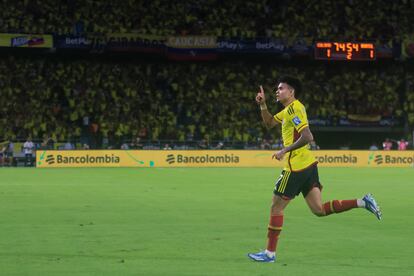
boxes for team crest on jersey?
[292,116,301,126]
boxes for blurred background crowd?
[0,56,410,149]
[0,0,412,41]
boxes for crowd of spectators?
[404,72,414,125]
[0,54,409,149]
[380,138,410,150]
[0,0,412,42]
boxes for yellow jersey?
[273,99,317,171]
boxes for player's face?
[275,82,294,103]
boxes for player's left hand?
[272,149,287,160]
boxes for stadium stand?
[0,0,412,40]
[0,55,407,149]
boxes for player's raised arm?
[256,85,278,129]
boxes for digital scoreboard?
[314,42,376,61]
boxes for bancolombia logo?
[316,154,357,164]
[46,155,55,164]
[374,154,383,164]
[373,154,414,165]
[166,154,240,164]
[47,154,121,164]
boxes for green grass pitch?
[0,167,413,276]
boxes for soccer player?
[247,76,382,263]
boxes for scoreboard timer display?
[314,42,376,61]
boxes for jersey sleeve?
[273,110,284,124]
[291,104,309,133]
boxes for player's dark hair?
[278,76,301,98]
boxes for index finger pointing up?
[259,85,264,94]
